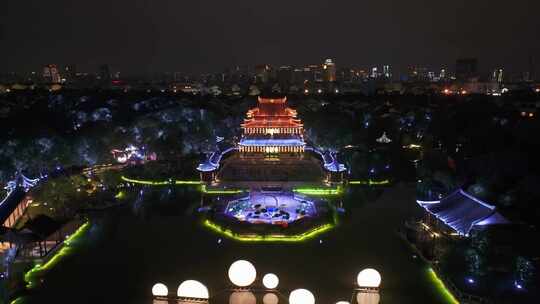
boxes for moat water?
[19,183,452,304]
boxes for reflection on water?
[229,291,257,304]
[356,291,380,304]
[22,183,446,304]
[262,293,279,304]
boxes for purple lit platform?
[225,191,316,224]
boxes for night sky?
[2,0,540,75]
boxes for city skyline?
[2,1,540,75]
[0,59,533,83]
[2,1,540,304]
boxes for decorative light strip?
[349,180,391,186]
[203,219,334,242]
[10,297,27,304]
[200,185,244,194]
[24,222,91,289]
[416,199,441,205]
[293,186,343,196]
[121,176,201,186]
[426,268,460,304]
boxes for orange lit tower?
[239,96,306,154]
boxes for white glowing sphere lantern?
[228,260,257,287]
[289,289,315,304]
[177,280,209,299]
[152,283,168,297]
[356,269,382,288]
[262,273,279,289]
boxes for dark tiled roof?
[418,189,510,235]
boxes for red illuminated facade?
[239,96,306,153]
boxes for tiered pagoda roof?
[241,96,303,129]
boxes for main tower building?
[239,96,306,155]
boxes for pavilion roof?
[417,189,510,236]
[246,107,298,119]
[0,188,26,226]
[242,118,303,128]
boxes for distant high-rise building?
[371,67,378,78]
[338,68,355,83]
[42,64,61,83]
[323,59,336,82]
[255,64,271,84]
[292,68,304,85]
[492,68,504,83]
[355,69,369,80]
[174,72,183,82]
[455,58,478,82]
[528,55,535,82]
[439,68,447,80]
[64,65,77,82]
[302,67,313,83]
[428,71,436,82]
[310,65,323,82]
[383,65,391,79]
[98,64,111,84]
[407,66,428,81]
[277,66,293,90]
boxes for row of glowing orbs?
[152,260,381,304]
[152,280,210,299]
[228,260,280,289]
[151,260,277,299]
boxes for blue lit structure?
[306,147,346,173]
[197,147,237,173]
[1,173,41,229]
[417,189,510,236]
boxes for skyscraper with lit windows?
[323,59,336,82]
[42,64,61,83]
